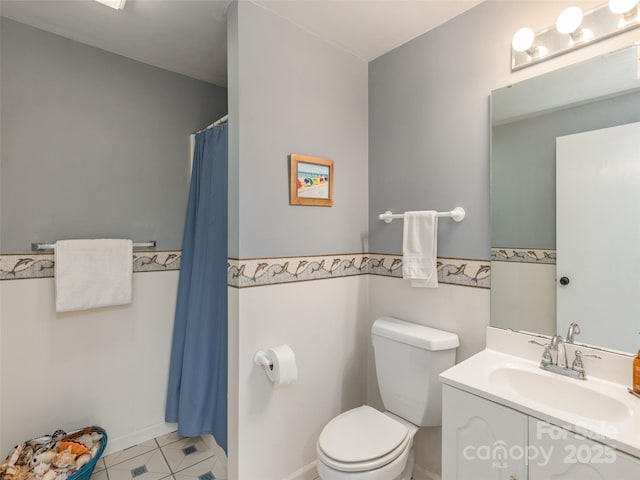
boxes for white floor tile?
[104,441,158,467]
[160,437,214,473]
[108,471,172,480]
[210,458,227,480]
[93,458,106,472]
[90,469,109,480]
[155,431,184,447]
[173,457,226,480]
[102,434,226,480]
[107,449,171,480]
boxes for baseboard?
[412,464,440,480]
[282,460,317,480]
[104,422,178,455]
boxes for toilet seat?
[317,406,409,473]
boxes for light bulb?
[556,6,584,34]
[512,27,535,53]
[609,0,639,14]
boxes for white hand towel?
[55,239,133,312]
[402,211,438,288]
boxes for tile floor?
[91,432,227,480]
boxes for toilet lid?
[317,406,409,465]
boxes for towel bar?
[31,241,157,251]
[378,207,465,224]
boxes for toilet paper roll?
[264,345,298,384]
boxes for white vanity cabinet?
[528,419,640,479]
[442,386,640,480]
[442,385,528,480]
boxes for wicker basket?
[66,427,107,480]
[1,426,107,480]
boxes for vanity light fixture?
[610,0,640,26]
[609,0,639,16]
[95,0,127,10]
[512,2,640,70]
[511,27,547,59]
[556,6,584,37]
[556,6,594,44]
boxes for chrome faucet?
[566,322,581,343]
[550,335,568,368]
[529,333,601,380]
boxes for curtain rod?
[193,114,228,134]
[32,241,157,251]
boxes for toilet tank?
[372,317,459,427]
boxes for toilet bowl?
[316,407,417,480]
[316,317,459,480]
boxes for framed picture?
[289,154,334,206]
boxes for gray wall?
[0,18,227,253]
[367,0,639,475]
[367,0,638,260]
[231,1,368,258]
[492,90,640,249]
[368,6,496,259]
[227,2,369,478]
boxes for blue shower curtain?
[166,125,228,452]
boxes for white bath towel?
[402,211,438,288]
[55,239,133,312]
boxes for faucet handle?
[574,350,602,361]
[571,350,602,376]
[529,340,553,365]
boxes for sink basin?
[440,346,640,459]
[489,366,632,422]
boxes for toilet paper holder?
[254,345,298,384]
[254,350,274,370]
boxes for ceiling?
[0,0,484,87]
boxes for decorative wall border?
[228,253,490,289]
[0,251,181,280]
[228,254,370,288]
[369,254,491,289]
[491,248,556,264]
[1,250,490,289]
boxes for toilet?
[316,316,459,480]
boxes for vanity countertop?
[440,346,640,458]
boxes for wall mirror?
[490,43,640,355]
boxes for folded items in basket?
[55,239,133,312]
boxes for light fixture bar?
[512,2,640,71]
[95,0,127,10]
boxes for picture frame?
[289,154,334,206]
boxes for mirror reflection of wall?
[490,44,640,354]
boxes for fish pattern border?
[491,248,556,264]
[0,251,182,280]
[228,253,490,289]
[1,251,490,289]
